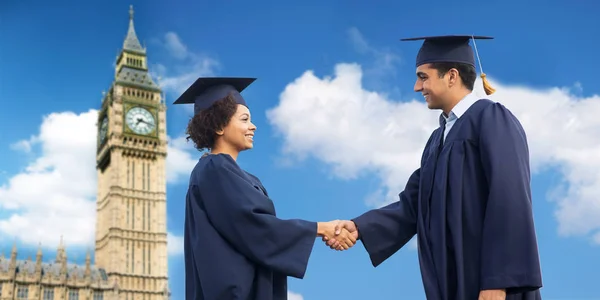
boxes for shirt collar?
[440,92,479,124]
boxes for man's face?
[413,63,450,110]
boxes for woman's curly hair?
[186,93,238,151]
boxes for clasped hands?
[317,220,358,251]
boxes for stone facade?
[0,6,169,300]
[0,241,116,300]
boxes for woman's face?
[218,104,256,152]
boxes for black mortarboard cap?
[173,77,257,115]
[401,35,492,67]
[401,35,496,95]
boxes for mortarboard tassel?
[480,73,495,95]
[471,36,495,95]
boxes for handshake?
[317,220,359,251]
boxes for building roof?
[123,5,145,55]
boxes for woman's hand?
[317,220,357,250]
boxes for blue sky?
[1,0,600,299]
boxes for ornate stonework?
[0,6,169,300]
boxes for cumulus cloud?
[267,63,436,207]
[0,110,98,247]
[0,109,192,250]
[163,32,188,60]
[152,31,220,97]
[347,27,401,83]
[167,232,184,256]
[167,135,199,183]
[267,62,600,245]
[288,291,304,300]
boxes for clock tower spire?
[95,5,169,300]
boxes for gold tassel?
[481,73,495,95]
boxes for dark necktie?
[438,114,447,149]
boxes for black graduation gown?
[353,99,543,300]
[184,153,318,300]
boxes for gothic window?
[127,199,130,225]
[68,289,79,300]
[126,241,129,272]
[147,201,151,230]
[132,199,136,229]
[16,286,28,299]
[43,288,54,300]
[147,163,151,192]
[143,242,146,274]
[132,242,135,272]
[142,201,146,230]
[93,291,104,300]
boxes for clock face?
[125,106,156,135]
[99,117,108,143]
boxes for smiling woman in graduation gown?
[173,77,356,300]
[333,36,543,300]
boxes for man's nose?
[414,80,422,92]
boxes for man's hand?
[317,220,357,250]
[321,220,359,250]
[478,289,506,300]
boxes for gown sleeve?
[351,168,420,267]
[478,103,543,293]
[196,155,318,279]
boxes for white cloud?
[9,138,36,153]
[288,291,304,300]
[152,32,220,97]
[0,110,98,247]
[0,109,193,248]
[167,232,184,256]
[266,62,600,245]
[166,135,199,183]
[267,63,435,207]
[164,32,188,60]
[347,27,401,81]
[408,237,418,250]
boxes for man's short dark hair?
[430,62,477,91]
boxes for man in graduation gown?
[327,35,543,299]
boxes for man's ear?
[447,68,459,87]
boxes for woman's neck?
[210,145,239,161]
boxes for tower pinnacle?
[122,5,145,54]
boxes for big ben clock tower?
[95,6,169,299]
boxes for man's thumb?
[334,221,344,235]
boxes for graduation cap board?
[400,35,495,95]
[173,77,257,115]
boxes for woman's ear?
[215,128,224,136]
